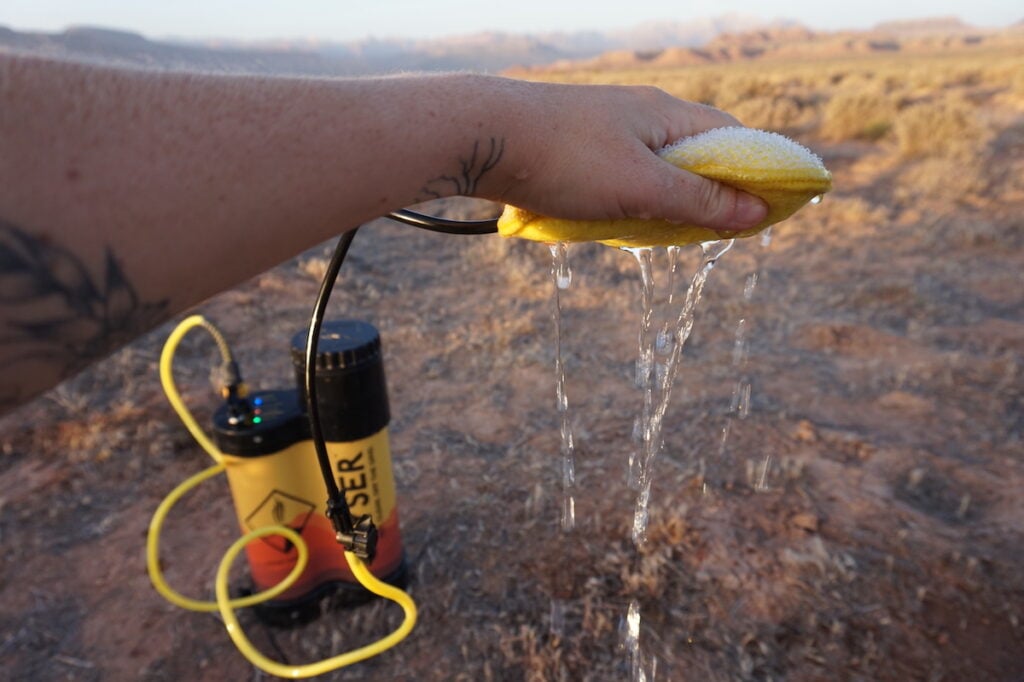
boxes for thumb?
[657,165,767,231]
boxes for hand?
[488,82,768,231]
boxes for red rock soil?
[1,118,1023,680]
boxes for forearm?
[0,55,526,409]
[2,56,526,299]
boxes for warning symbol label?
[244,489,317,554]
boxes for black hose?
[304,209,497,538]
[304,227,358,528]
[387,209,498,235]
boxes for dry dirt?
[2,92,1024,682]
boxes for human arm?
[0,53,766,412]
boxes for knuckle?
[641,84,666,98]
[692,179,729,222]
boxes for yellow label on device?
[222,428,397,532]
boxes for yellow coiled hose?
[147,315,416,678]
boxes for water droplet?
[550,242,572,289]
[729,378,744,412]
[731,319,748,365]
[700,238,735,261]
[556,268,572,290]
[655,328,673,355]
[561,495,576,531]
[718,421,732,457]
[626,600,641,643]
[632,488,651,545]
[755,454,772,490]
[621,599,647,682]
[810,194,823,205]
[760,226,773,248]
[654,361,668,385]
[635,354,653,388]
[743,272,758,300]
[628,453,642,490]
[738,381,752,418]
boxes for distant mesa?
[0,15,1019,76]
[872,17,973,34]
[0,14,793,75]
[63,26,149,43]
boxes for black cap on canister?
[290,320,391,443]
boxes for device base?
[240,556,410,628]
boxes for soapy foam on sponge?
[660,127,826,179]
[498,126,832,248]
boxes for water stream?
[550,242,576,533]
[547,239,737,676]
[624,240,735,545]
[718,227,773,490]
[549,242,575,642]
[619,240,734,682]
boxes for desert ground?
[2,33,1023,681]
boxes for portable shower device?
[146,213,495,677]
[212,320,406,611]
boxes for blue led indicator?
[253,397,263,406]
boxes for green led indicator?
[252,416,262,424]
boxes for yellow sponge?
[497,127,832,248]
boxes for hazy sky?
[1,0,1019,42]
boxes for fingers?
[593,88,763,230]
[635,88,741,149]
[627,94,765,230]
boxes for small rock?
[790,512,820,533]
[794,419,817,442]
[907,467,926,490]
[856,442,875,461]
[878,390,933,414]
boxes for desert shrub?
[641,70,719,106]
[1000,67,1024,110]
[819,88,897,141]
[677,71,720,106]
[978,58,1022,88]
[904,66,947,93]
[730,95,803,132]
[816,196,888,225]
[714,74,781,110]
[893,96,988,159]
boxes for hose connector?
[329,503,378,562]
[218,360,251,426]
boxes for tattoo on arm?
[0,219,169,412]
[418,136,505,201]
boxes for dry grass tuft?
[731,95,805,132]
[820,88,897,141]
[893,96,989,160]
